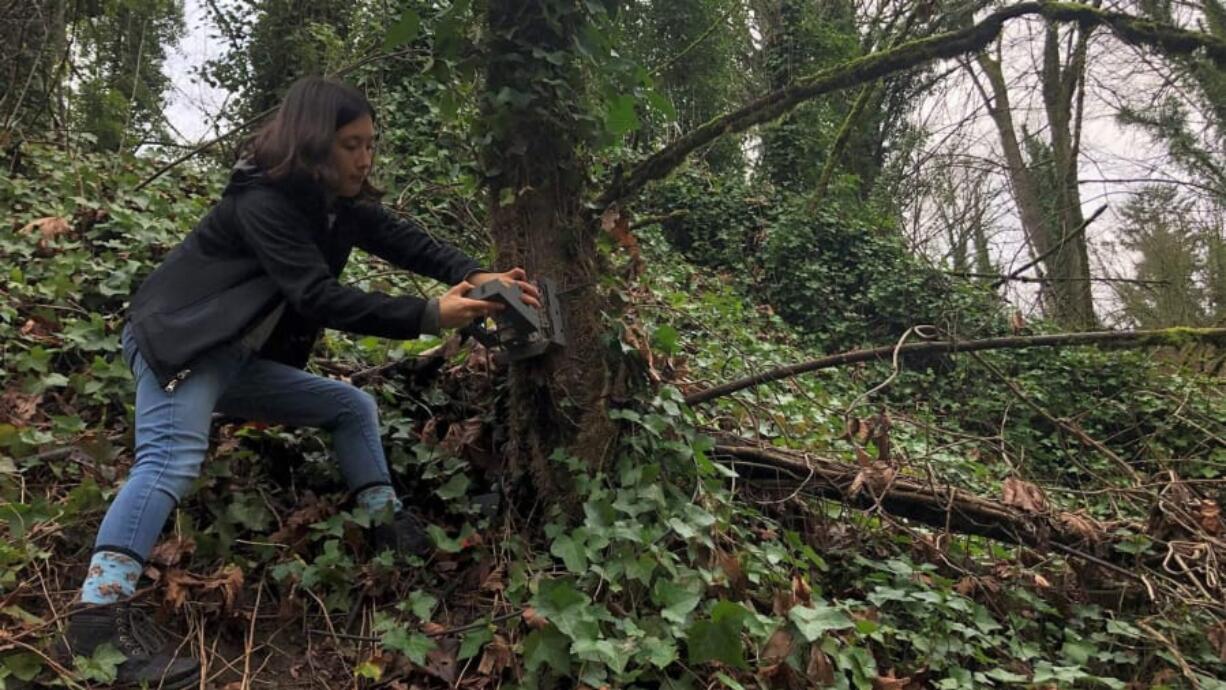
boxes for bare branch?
[684,327,1226,406]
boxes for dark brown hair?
[242,76,380,198]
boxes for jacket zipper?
[164,368,192,392]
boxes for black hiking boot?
[62,602,200,689]
[370,510,433,558]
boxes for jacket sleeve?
[233,190,430,339]
[350,203,484,286]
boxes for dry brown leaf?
[423,640,458,683]
[772,589,797,617]
[873,412,892,463]
[873,672,911,690]
[477,634,513,675]
[1010,310,1026,335]
[420,418,440,446]
[1197,500,1222,536]
[805,643,835,685]
[1002,477,1048,514]
[600,206,644,277]
[480,565,506,592]
[0,389,42,425]
[621,322,661,383]
[718,550,746,593]
[1208,621,1226,662]
[162,563,243,612]
[1032,573,1051,589]
[762,628,794,664]
[19,216,73,249]
[440,418,483,458]
[522,606,549,629]
[954,577,976,596]
[148,535,196,568]
[422,621,448,635]
[850,461,896,497]
[1057,511,1103,542]
[845,418,871,444]
[792,576,812,604]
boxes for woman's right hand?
[437,281,504,330]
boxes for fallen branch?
[684,327,1226,406]
[713,438,1224,608]
[715,440,1063,548]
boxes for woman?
[61,76,539,689]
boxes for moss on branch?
[597,2,1226,209]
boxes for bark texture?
[484,1,616,504]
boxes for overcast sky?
[162,0,230,144]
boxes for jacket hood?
[223,159,335,212]
[222,159,269,195]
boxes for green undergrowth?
[1,143,1225,689]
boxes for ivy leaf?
[407,590,438,621]
[572,637,635,674]
[651,325,679,355]
[435,473,470,500]
[606,94,639,136]
[550,533,588,573]
[73,642,126,682]
[523,625,572,674]
[653,578,702,624]
[789,603,853,642]
[380,627,435,666]
[2,651,42,681]
[685,618,747,669]
[383,9,420,49]
[533,578,600,641]
[458,626,492,661]
[642,636,677,668]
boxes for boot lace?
[115,606,170,656]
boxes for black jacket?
[127,164,481,389]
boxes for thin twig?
[991,204,1107,288]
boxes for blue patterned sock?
[356,485,403,516]
[81,550,142,604]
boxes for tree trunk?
[974,27,1097,328]
[484,1,617,507]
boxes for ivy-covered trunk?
[483,0,617,506]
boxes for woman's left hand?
[468,268,542,309]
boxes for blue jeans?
[94,325,394,563]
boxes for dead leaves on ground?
[1001,477,1048,514]
[17,216,73,253]
[149,562,244,613]
[1,388,43,426]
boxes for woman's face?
[329,114,375,197]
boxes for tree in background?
[968,15,1097,329]
[0,0,68,137]
[200,0,359,126]
[755,0,861,194]
[0,0,182,151]
[616,0,750,173]
[1115,186,1223,327]
[74,0,184,150]
[1120,0,1225,199]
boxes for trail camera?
[462,277,565,361]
